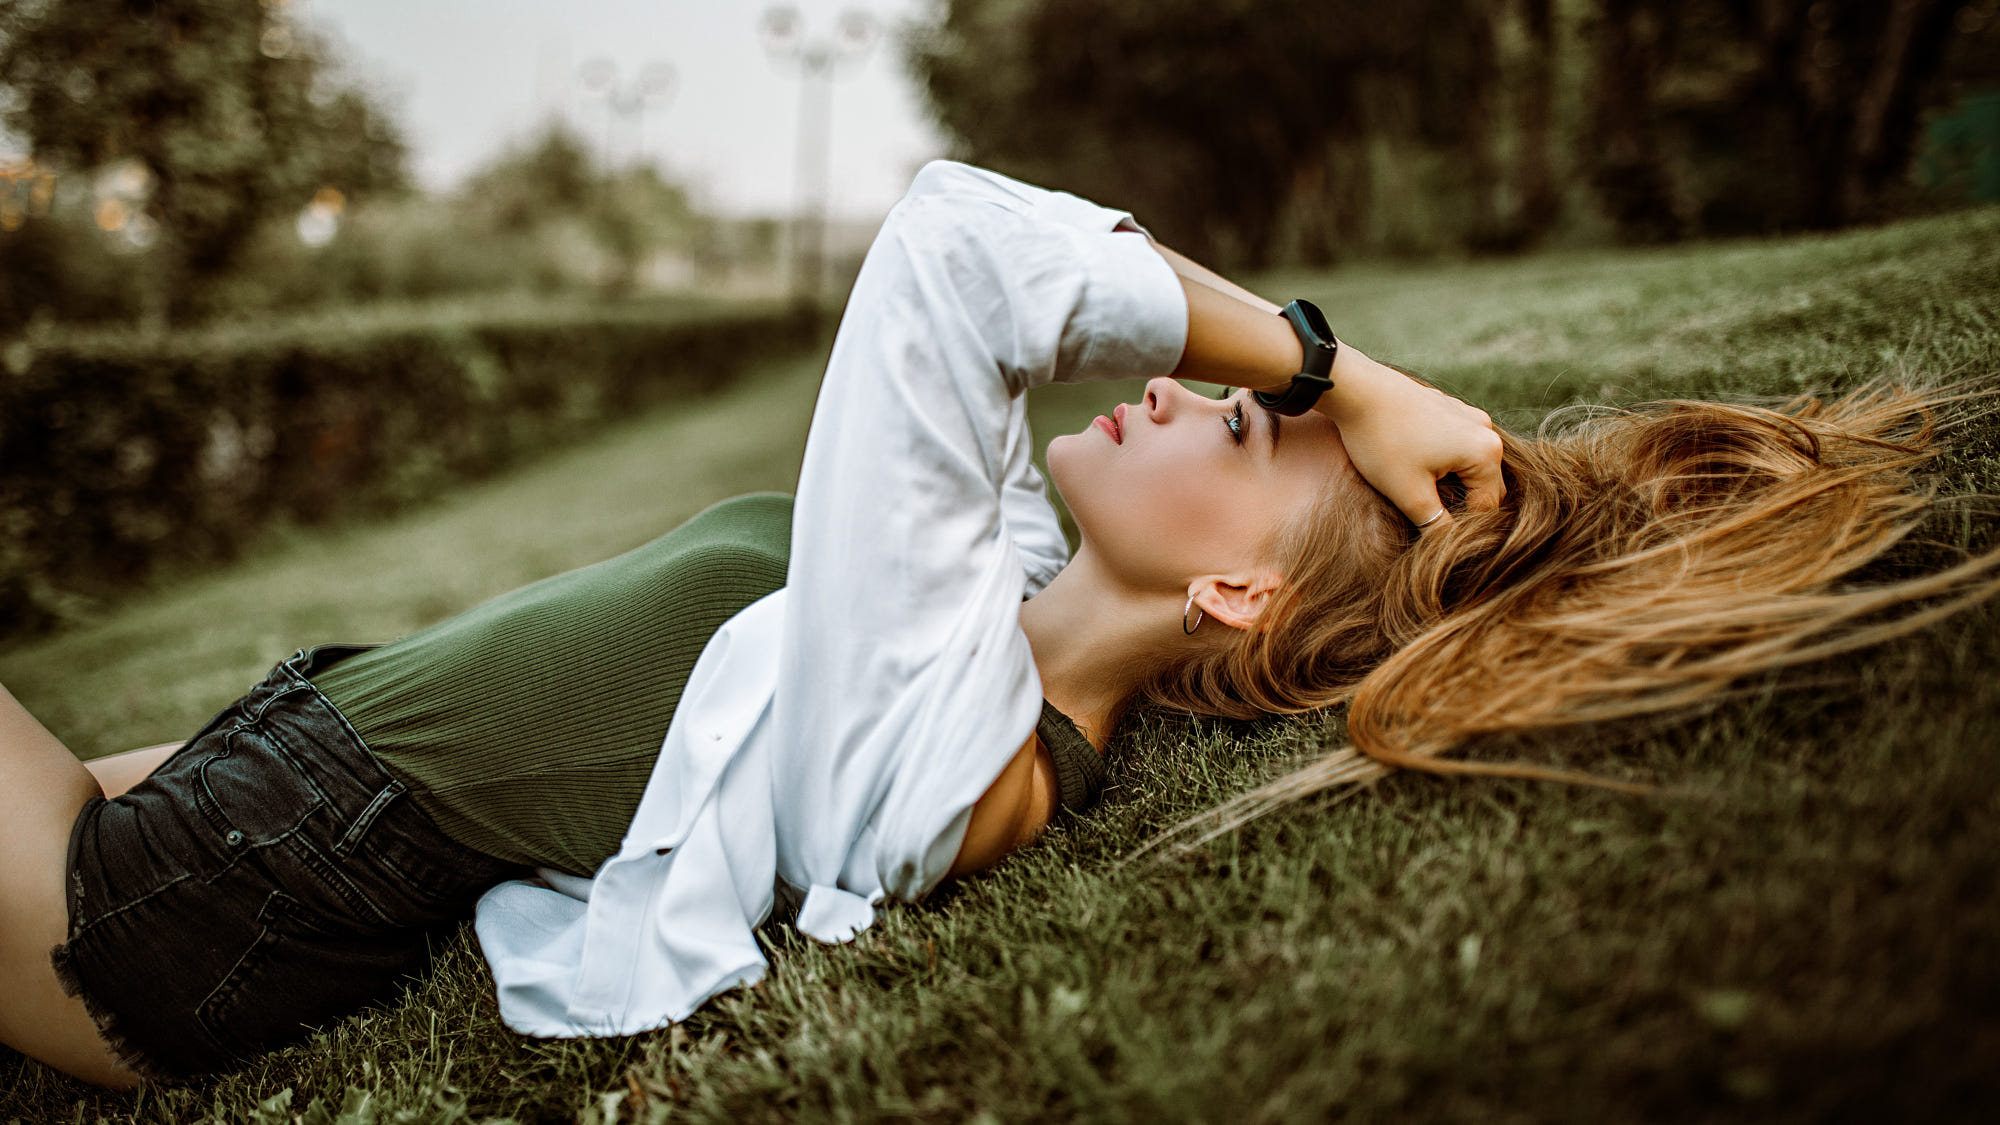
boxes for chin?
[1044,435,1119,550]
[1044,432,1090,508]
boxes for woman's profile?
[1,161,1993,1089]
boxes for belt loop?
[292,642,383,682]
[277,647,313,689]
[334,780,407,858]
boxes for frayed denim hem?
[48,937,177,1084]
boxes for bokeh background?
[4,0,1998,333]
[5,0,1998,638]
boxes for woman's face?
[1046,377,1353,595]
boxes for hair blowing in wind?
[1142,381,2000,853]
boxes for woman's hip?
[54,644,523,1079]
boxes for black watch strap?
[1253,299,1339,416]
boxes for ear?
[1187,569,1284,633]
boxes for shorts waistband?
[288,642,383,679]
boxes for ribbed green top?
[313,493,793,876]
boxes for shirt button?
[225,830,245,847]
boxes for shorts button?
[225,830,245,847]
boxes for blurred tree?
[1587,0,1974,237]
[461,126,600,234]
[1586,0,1683,240]
[592,165,708,293]
[0,0,407,322]
[910,0,1569,267]
[126,120,719,317]
[1461,0,1561,250]
[1917,1,2000,202]
[913,0,1354,267]
[1510,0,1561,242]
[459,123,710,294]
[1778,0,1968,226]
[912,0,1989,256]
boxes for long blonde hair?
[1141,382,2000,848]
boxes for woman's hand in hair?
[1141,237,1504,524]
[1316,357,1505,526]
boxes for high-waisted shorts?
[52,644,524,1080]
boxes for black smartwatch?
[1254,299,1339,416]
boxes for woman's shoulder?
[665,493,793,568]
[695,491,793,523]
[678,493,793,545]
[607,493,793,583]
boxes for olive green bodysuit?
[313,493,793,876]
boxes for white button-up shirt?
[473,161,1189,1037]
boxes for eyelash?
[1225,402,1246,445]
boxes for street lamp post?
[579,58,678,171]
[759,7,877,306]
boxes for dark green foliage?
[0,299,817,639]
[1918,89,2000,201]
[0,0,408,321]
[1939,0,2000,154]
[0,116,722,332]
[911,0,2000,261]
[0,181,151,328]
[908,0,1530,268]
[196,125,719,316]
[455,125,712,297]
[1586,0,1986,239]
[462,127,602,232]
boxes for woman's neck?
[1018,550,1179,751]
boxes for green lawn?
[5,206,1999,1123]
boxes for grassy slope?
[4,206,1999,1123]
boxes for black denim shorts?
[52,644,524,1080]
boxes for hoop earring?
[1182,593,1204,636]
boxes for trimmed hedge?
[0,298,819,638]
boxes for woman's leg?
[0,683,141,1089]
[83,743,182,800]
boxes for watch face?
[1294,299,1334,348]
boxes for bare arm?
[1151,242,1281,315]
[1155,246,1506,525]
[949,731,1058,877]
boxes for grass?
[5,205,2000,1123]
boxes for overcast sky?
[302,0,951,221]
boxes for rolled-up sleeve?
[884,160,1188,394]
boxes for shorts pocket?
[195,720,404,931]
[194,714,325,844]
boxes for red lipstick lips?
[1092,403,1128,444]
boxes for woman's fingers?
[1401,403,1503,524]
[1316,359,1505,529]
[1382,472,1457,529]
[1451,429,1508,512]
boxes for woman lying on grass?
[4,162,1995,1090]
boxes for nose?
[1143,376,1187,423]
